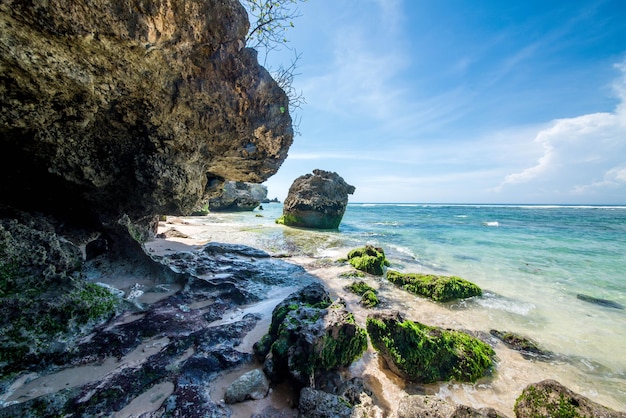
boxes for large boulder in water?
[276,169,355,229]
[208,181,268,212]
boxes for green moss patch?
[366,312,494,383]
[386,270,482,302]
[345,281,379,308]
[347,245,390,276]
[0,281,119,369]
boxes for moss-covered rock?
[366,311,494,383]
[0,216,120,371]
[345,281,379,308]
[386,270,482,302]
[514,379,626,418]
[339,270,366,279]
[360,290,379,308]
[347,246,390,276]
[253,283,368,387]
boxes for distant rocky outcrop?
[1,0,292,243]
[276,170,355,229]
[209,181,268,212]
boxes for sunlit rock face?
[278,169,355,229]
[0,0,293,232]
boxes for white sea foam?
[476,292,535,316]
[482,221,500,227]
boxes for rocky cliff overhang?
[0,0,293,234]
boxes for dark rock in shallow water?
[489,329,553,361]
[514,379,626,418]
[577,294,624,310]
[276,169,355,229]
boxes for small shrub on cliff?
[366,312,494,383]
[347,245,390,276]
[386,270,482,302]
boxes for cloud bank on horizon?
[261,0,626,204]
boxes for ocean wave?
[482,221,500,227]
[476,292,535,315]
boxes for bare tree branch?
[241,0,307,135]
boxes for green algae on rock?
[366,311,494,384]
[253,283,368,387]
[347,245,390,276]
[386,270,482,302]
[0,216,120,371]
[514,379,626,418]
[345,281,379,308]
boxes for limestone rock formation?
[0,0,293,240]
[0,0,294,396]
[276,169,355,229]
[209,181,268,212]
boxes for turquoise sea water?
[189,202,626,406]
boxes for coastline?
[150,214,626,416]
[3,211,623,416]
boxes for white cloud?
[495,58,626,201]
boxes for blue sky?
[258,0,626,204]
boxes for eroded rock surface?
[0,242,314,417]
[277,169,355,229]
[1,0,292,239]
[209,181,269,212]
